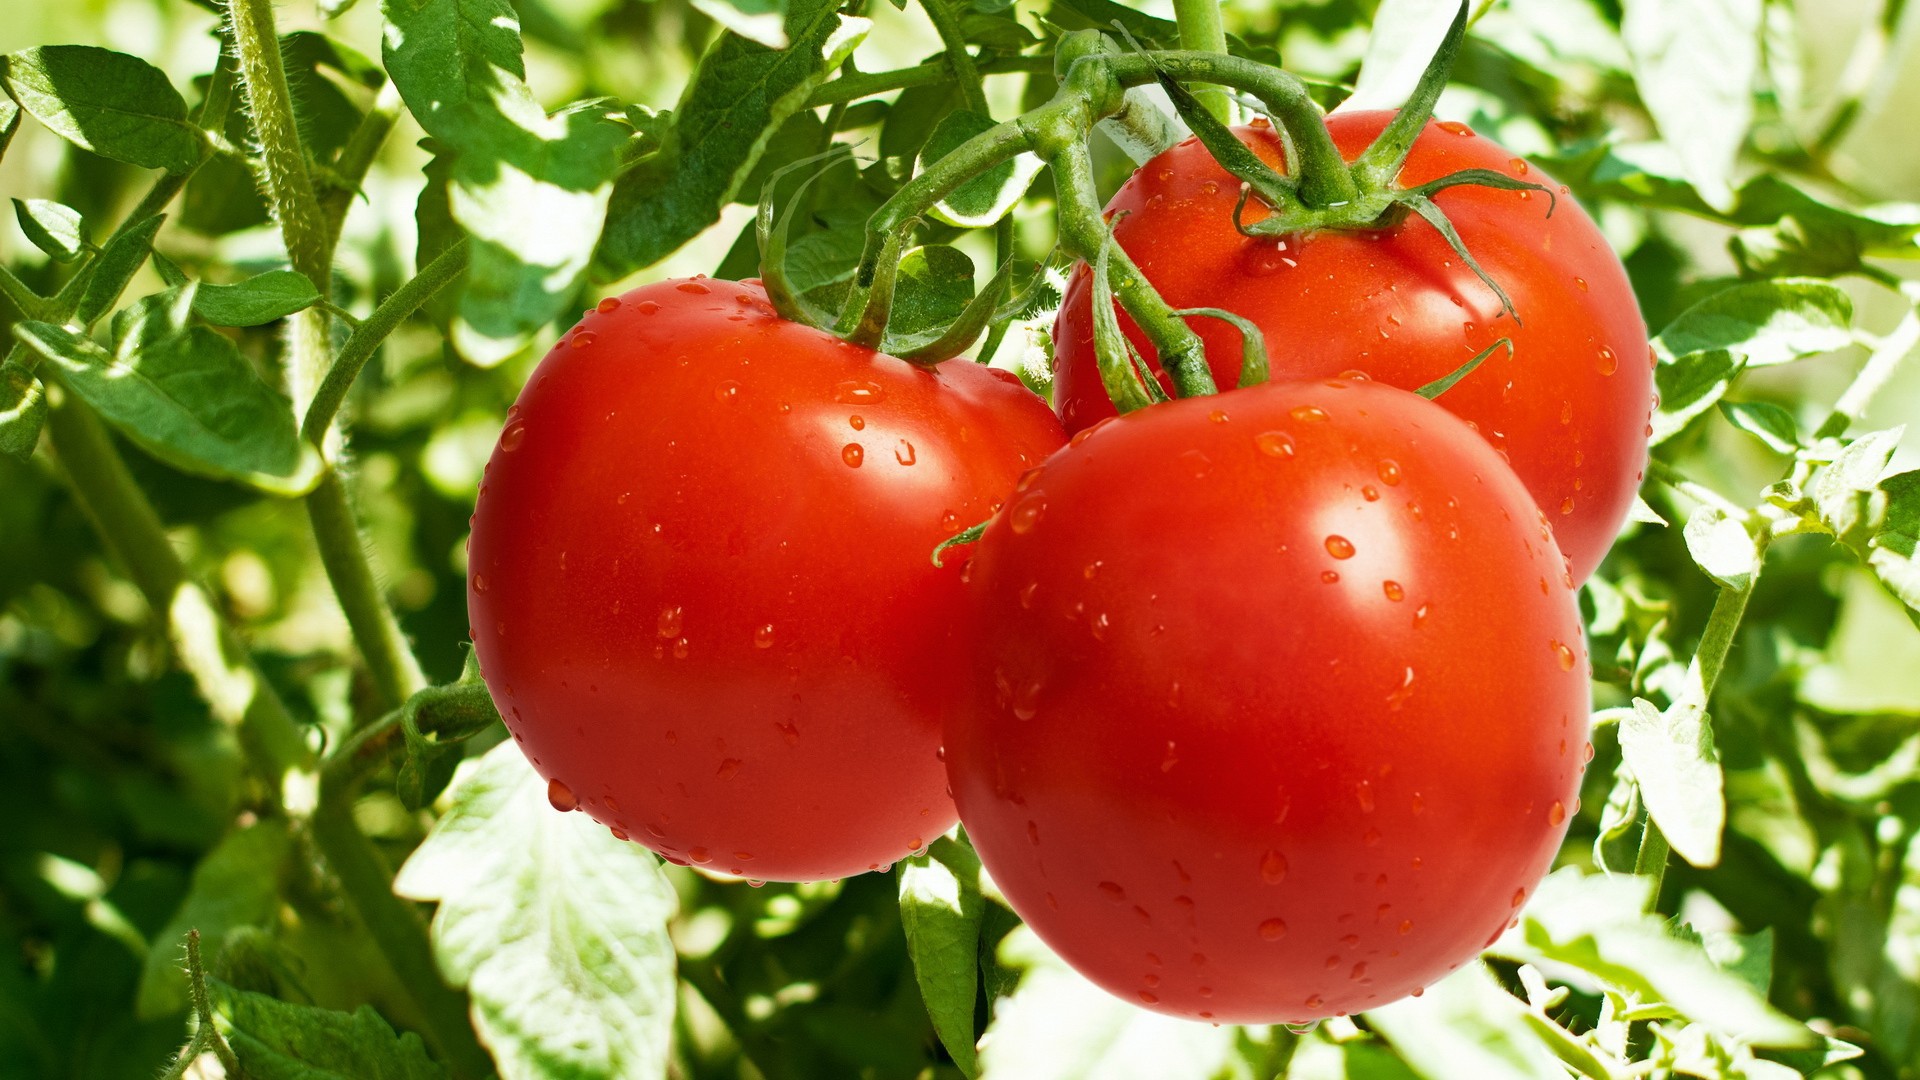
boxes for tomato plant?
[947,378,1588,1022]
[468,277,1063,881]
[1053,113,1653,584]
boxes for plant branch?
[1171,0,1231,123]
[1817,297,1919,440]
[805,55,1055,107]
[307,472,428,709]
[922,0,988,116]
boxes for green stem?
[321,79,404,254]
[1171,0,1231,123]
[307,472,428,708]
[309,794,492,1080]
[226,0,329,293]
[184,930,242,1077]
[805,55,1055,108]
[1633,821,1671,913]
[303,240,471,444]
[0,265,47,321]
[1050,137,1214,398]
[1349,2,1466,191]
[1817,300,1919,440]
[922,0,987,115]
[43,394,314,778]
[1648,458,1746,519]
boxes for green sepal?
[932,520,989,568]
[1088,218,1162,412]
[1416,338,1510,400]
[756,145,857,330]
[1170,307,1268,388]
[889,257,1018,363]
[1399,192,1521,324]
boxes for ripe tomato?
[1052,112,1652,584]
[469,278,1065,882]
[946,378,1588,1022]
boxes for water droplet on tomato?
[1090,612,1111,641]
[1511,887,1527,907]
[1321,570,1341,584]
[572,331,597,349]
[1259,918,1288,940]
[1548,800,1567,825]
[1260,849,1288,884]
[1255,430,1295,458]
[894,440,916,466]
[1597,346,1618,375]
[716,758,741,781]
[754,624,775,649]
[834,379,885,404]
[1009,494,1046,534]
[610,827,629,841]
[597,296,621,313]
[1550,639,1575,670]
[472,573,489,594]
[1137,990,1159,1004]
[688,847,712,863]
[499,421,527,452]
[1382,580,1404,602]
[1291,405,1329,423]
[1012,680,1043,720]
[547,779,578,812]
[1181,449,1212,478]
[658,606,683,638]
[673,636,690,659]
[1437,120,1474,136]
[1386,667,1415,711]
[676,281,710,294]
[636,300,659,315]
[848,415,865,430]
[714,380,741,403]
[1099,881,1126,901]
[1208,408,1230,424]
[1325,535,1355,559]
[841,444,864,468]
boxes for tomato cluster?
[471,117,1632,1023]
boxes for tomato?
[468,278,1065,882]
[945,377,1588,1022]
[1052,112,1652,584]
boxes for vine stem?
[805,54,1054,107]
[1171,0,1231,123]
[1818,297,1919,440]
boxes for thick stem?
[321,79,405,255]
[304,240,471,444]
[307,472,428,709]
[1633,821,1671,913]
[1171,0,1231,124]
[1349,2,1467,191]
[1050,139,1214,398]
[44,394,314,777]
[309,795,492,1079]
[922,0,987,115]
[226,0,329,296]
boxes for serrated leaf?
[383,0,626,364]
[596,0,869,277]
[900,835,984,1077]
[13,290,321,494]
[75,212,164,327]
[1503,868,1813,1048]
[888,245,975,340]
[1814,428,1901,547]
[1365,964,1572,1080]
[1653,279,1852,368]
[12,198,87,262]
[208,978,447,1080]
[1619,698,1724,867]
[690,0,790,48]
[978,925,1254,1080]
[394,741,678,1080]
[920,110,1044,228]
[1719,400,1799,453]
[1652,349,1745,445]
[137,820,291,1019]
[1620,0,1761,210]
[0,362,46,457]
[1628,496,1668,526]
[1867,470,1920,613]
[0,45,201,173]
[1683,505,1757,590]
[192,270,322,326]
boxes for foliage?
[1,0,1918,1077]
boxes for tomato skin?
[1052,112,1652,584]
[469,278,1065,882]
[946,379,1588,1022]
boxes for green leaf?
[690,0,790,49]
[1718,400,1799,453]
[1682,505,1757,591]
[1619,697,1724,867]
[1503,868,1814,1048]
[1619,0,1761,210]
[137,820,292,1019]
[12,198,88,262]
[1652,349,1744,445]
[0,95,18,161]
[977,925,1254,1079]
[13,289,321,494]
[207,978,448,1079]
[0,361,46,458]
[1652,279,1852,368]
[888,245,975,341]
[1341,0,1463,113]
[1869,471,1920,613]
[1814,427,1901,548]
[900,834,984,1077]
[596,0,869,278]
[0,45,201,173]
[75,212,164,326]
[383,0,628,364]
[1365,964,1572,1080]
[920,110,1044,228]
[393,741,679,1080]
[191,270,323,326]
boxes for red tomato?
[1052,112,1652,584]
[469,278,1065,882]
[946,378,1588,1022]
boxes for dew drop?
[1181,449,1213,478]
[597,296,622,313]
[610,827,630,841]
[1011,680,1043,720]
[1574,277,1589,292]
[1099,881,1127,901]
[1511,888,1527,907]
[658,606,683,638]
[848,415,865,430]
[1009,494,1047,535]
[1357,779,1378,812]
[1325,535,1356,559]
[636,300,660,315]
[1437,120,1474,136]
[547,779,578,812]
[1138,991,1159,1004]
[1362,485,1380,501]
[714,380,741,403]
[1550,640,1576,670]
[1597,347,1618,376]
[689,847,712,864]
[472,573,489,594]
[1386,667,1415,710]
[673,637,690,660]
[571,331,597,349]
[1548,800,1567,825]
[1208,408,1230,424]
[1255,431,1296,458]
[1018,582,1038,609]
[1321,570,1341,584]
[841,444,864,468]
[894,440,916,466]
[1090,612,1111,641]
[499,421,527,452]
[1290,405,1329,423]
[676,281,710,295]
[1259,918,1288,940]
[716,758,742,781]
[1377,459,1402,486]
[754,624,775,649]
[1261,849,1288,884]
[834,380,886,404]
[1382,580,1405,602]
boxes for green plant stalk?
[308,473,428,707]
[225,0,328,300]
[304,240,471,444]
[1817,300,1919,439]
[806,55,1055,107]
[1171,0,1231,123]
[43,394,314,778]
[321,79,405,256]
[0,264,47,320]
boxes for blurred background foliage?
[4,0,1920,1077]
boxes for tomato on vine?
[1052,112,1652,585]
[468,278,1065,882]
[946,377,1589,1022]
